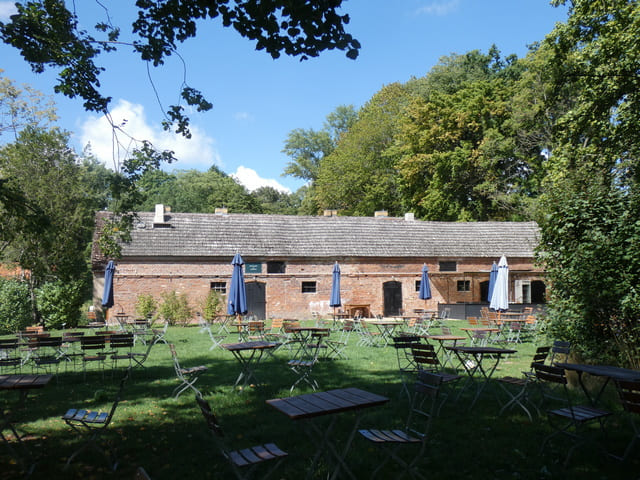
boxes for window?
[457,280,470,292]
[267,261,286,274]
[301,281,317,293]
[210,281,226,294]
[439,261,457,272]
[415,280,421,292]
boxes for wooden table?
[0,374,52,474]
[460,327,500,345]
[445,346,516,409]
[286,327,330,359]
[221,341,279,389]
[556,362,640,406]
[267,387,389,480]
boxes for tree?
[0,127,100,323]
[535,0,640,366]
[315,84,408,216]
[251,186,301,215]
[0,1,360,138]
[0,69,57,139]
[282,104,357,184]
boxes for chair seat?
[63,408,109,425]
[499,376,527,387]
[549,405,611,423]
[180,365,207,375]
[288,360,314,368]
[359,429,421,444]
[229,442,288,467]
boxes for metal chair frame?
[169,343,208,399]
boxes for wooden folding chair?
[358,371,443,479]
[411,343,462,414]
[326,319,353,360]
[534,363,611,466]
[169,343,208,399]
[196,394,288,480]
[0,338,22,373]
[549,340,571,365]
[62,368,130,470]
[498,346,550,420]
[611,378,640,461]
[80,335,107,380]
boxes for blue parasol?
[101,260,115,310]
[487,261,498,303]
[419,264,432,300]
[227,253,248,316]
[329,262,342,318]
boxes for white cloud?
[415,0,460,16]
[77,99,220,171]
[232,166,291,193]
[0,2,17,20]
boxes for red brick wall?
[94,257,544,321]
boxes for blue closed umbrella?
[419,264,432,300]
[227,253,248,316]
[330,262,342,308]
[490,255,509,311]
[101,260,115,310]
[487,261,498,303]
[329,262,341,319]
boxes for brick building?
[91,206,545,321]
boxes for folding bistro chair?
[392,334,420,402]
[411,343,462,414]
[151,321,169,345]
[326,319,353,360]
[169,343,208,399]
[80,335,107,380]
[196,394,288,480]
[61,368,130,470]
[287,332,323,392]
[32,336,63,377]
[610,378,640,461]
[534,363,611,466]
[549,340,571,365]
[358,371,443,480]
[498,346,550,420]
[0,338,22,373]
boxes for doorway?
[383,281,403,316]
[246,281,266,319]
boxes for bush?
[36,280,84,329]
[135,293,158,321]
[200,290,222,321]
[158,290,193,326]
[0,278,33,334]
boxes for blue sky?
[0,1,569,193]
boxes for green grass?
[1,321,637,479]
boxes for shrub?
[200,290,222,321]
[158,290,193,326]
[135,293,158,320]
[0,278,33,334]
[36,280,84,329]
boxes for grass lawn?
[1,320,637,479]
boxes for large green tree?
[536,0,640,366]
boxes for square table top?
[267,387,389,420]
[0,374,53,390]
[555,363,640,382]
[221,340,279,352]
[445,346,517,355]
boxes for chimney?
[404,212,415,221]
[374,210,388,218]
[323,209,338,217]
[215,207,228,215]
[153,204,170,227]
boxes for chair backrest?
[408,370,443,438]
[441,326,452,335]
[104,369,130,428]
[269,318,284,332]
[283,320,301,333]
[533,362,567,385]
[411,343,440,371]
[196,394,224,438]
[616,379,640,415]
[81,335,105,350]
[467,317,479,326]
[110,333,134,349]
[550,340,571,364]
[530,346,551,367]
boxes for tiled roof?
[99,212,540,259]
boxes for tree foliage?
[0,0,360,137]
[536,0,640,366]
